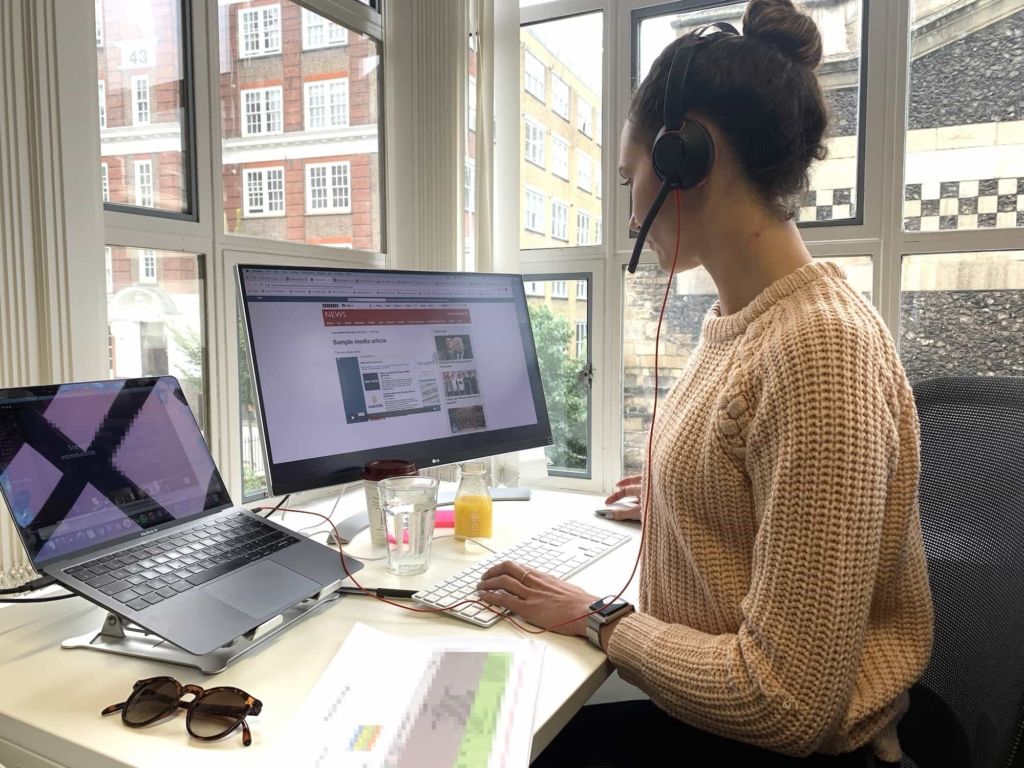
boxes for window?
[524,51,545,101]
[139,250,157,284]
[900,252,1024,380]
[637,1,864,225]
[551,200,568,241]
[220,2,383,250]
[306,161,351,213]
[576,280,587,300]
[97,80,106,129]
[594,217,601,245]
[96,0,192,214]
[243,167,285,217]
[468,76,477,129]
[101,162,109,203]
[525,188,545,233]
[904,1,1024,233]
[464,159,475,213]
[524,280,545,297]
[552,74,569,119]
[304,79,349,130]
[575,320,587,359]
[239,5,281,58]
[134,160,153,207]
[576,96,592,137]
[242,87,283,136]
[131,75,150,126]
[302,7,348,49]
[551,280,568,298]
[95,1,103,46]
[104,247,113,293]
[576,150,592,193]
[525,118,545,167]
[552,136,569,180]
[577,211,591,245]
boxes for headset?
[627,22,739,274]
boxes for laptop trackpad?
[203,561,318,620]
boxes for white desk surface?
[0,489,640,768]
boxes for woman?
[477,0,933,765]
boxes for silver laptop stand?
[61,581,345,674]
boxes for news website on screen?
[241,269,541,465]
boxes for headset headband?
[662,22,739,130]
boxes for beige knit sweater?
[607,261,934,761]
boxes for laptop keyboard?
[63,512,298,612]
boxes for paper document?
[286,623,545,768]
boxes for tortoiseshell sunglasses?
[102,676,262,746]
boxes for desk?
[0,490,640,768]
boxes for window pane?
[97,0,192,214]
[900,252,1024,380]
[636,1,863,225]
[521,13,603,249]
[904,2,1024,233]
[239,309,267,500]
[105,247,206,431]
[525,276,591,476]
[220,1,382,251]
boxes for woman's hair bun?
[742,0,823,70]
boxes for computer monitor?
[236,265,553,495]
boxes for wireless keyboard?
[413,520,632,627]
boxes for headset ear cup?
[651,121,715,190]
[652,126,687,187]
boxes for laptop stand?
[61,581,345,674]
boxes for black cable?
[0,575,56,595]
[0,594,77,604]
[257,494,290,518]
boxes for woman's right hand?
[602,475,643,521]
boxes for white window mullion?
[131,74,150,126]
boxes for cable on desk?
[0,575,56,595]
[0,594,78,604]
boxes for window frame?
[97,79,106,129]
[101,162,109,202]
[238,4,282,59]
[139,249,158,284]
[524,50,546,101]
[551,134,570,180]
[576,210,591,245]
[524,116,546,168]
[551,199,569,241]
[131,74,150,126]
[301,7,349,50]
[242,166,286,218]
[551,73,570,120]
[241,85,284,137]
[464,157,476,213]
[303,78,350,130]
[133,159,154,208]
[524,186,546,233]
[305,160,352,214]
[576,94,592,137]
[576,149,592,193]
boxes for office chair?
[897,377,1024,768]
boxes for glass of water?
[377,476,439,576]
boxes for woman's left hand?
[476,560,598,637]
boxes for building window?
[576,96,592,137]
[525,119,545,167]
[577,211,591,245]
[134,160,154,208]
[301,7,348,49]
[95,1,103,47]
[524,51,545,101]
[576,280,587,300]
[101,162,109,203]
[576,150,591,193]
[525,188,545,233]
[239,5,281,58]
[464,159,475,213]
[468,75,477,130]
[104,246,113,293]
[306,161,351,213]
[552,200,569,241]
[98,80,106,129]
[304,79,349,129]
[524,280,545,297]
[551,74,570,120]
[242,87,283,136]
[243,167,285,217]
[552,136,569,180]
[575,320,587,359]
[551,280,568,298]
[595,217,602,245]
[131,75,150,126]
[139,250,157,284]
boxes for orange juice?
[454,493,493,539]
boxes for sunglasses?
[102,676,263,746]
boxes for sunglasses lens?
[188,689,248,739]
[124,679,179,725]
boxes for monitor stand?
[61,581,345,675]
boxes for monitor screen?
[237,266,552,495]
[0,377,232,565]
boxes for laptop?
[0,376,362,656]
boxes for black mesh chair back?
[899,377,1024,768]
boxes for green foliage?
[528,304,588,471]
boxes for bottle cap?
[361,459,418,482]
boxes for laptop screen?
[0,377,232,565]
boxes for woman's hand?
[476,561,598,637]
[602,475,643,521]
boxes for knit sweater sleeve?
[607,316,898,756]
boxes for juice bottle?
[453,461,493,539]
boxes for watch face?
[589,596,628,617]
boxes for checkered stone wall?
[797,187,857,223]
[904,177,1024,232]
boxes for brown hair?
[628,0,829,218]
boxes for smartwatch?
[585,596,634,650]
